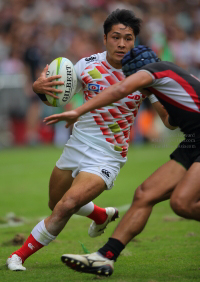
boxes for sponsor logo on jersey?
[127,93,141,100]
[88,83,100,93]
[101,169,111,178]
[85,55,97,63]
[28,243,35,250]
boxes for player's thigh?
[49,166,74,208]
[171,162,200,205]
[136,160,186,204]
[61,171,106,209]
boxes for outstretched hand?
[32,65,64,99]
[43,110,79,128]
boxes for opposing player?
[46,46,200,277]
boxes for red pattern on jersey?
[113,71,124,81]
[117,105,129,114]
[120,146,127,158]
[96,81,107,86]
[114,134,125,144]
[125,101,136,110]
[109,108,121,118]
[85,65,93,70]
[100,127,111,135]
[106,137,116,144]
[102,61,111,69]
[87,92,94,98]
[82,76,92,84]
[100,112,112,122]
[123,129,129,138]
[96,65,109,74]
[126,115,134,124]
[117,119,128,129]
[93,116,105,125]
[105,75,117,85]
[133,109,138,117]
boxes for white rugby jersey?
[73,51,147,160]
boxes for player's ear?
[103,34,107,46]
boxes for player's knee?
[133,183,148,204]
[170,195,190,217]
[55,197,81,218]
[133,183,152,205]
[133,185,144,203]
[48,200,56,211]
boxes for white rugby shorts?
[56,135,125,189]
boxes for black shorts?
[170,139,200,170]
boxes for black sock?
[98,238,125,261]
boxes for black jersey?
[139,61,200,139]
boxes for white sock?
[76,201,94,216]
[31,220,56,246]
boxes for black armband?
[36,93,47,102]
[168,116,178,127]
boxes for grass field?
[0,143,199,282]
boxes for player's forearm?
[75,82,125,117]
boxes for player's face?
[104,24,135,69]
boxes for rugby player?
[7,11,169,271]
[52,45,200,277]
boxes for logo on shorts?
[101,169,111,178]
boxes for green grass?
[0,144,199,282]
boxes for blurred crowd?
[0,0,200,147]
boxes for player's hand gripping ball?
[46,57,77,107]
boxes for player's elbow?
[163,116,178,130]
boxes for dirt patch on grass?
[2,233,26,246]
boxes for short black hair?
[103,9,142,37]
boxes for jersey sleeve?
[137,69,156,84]
[138,62,168,87]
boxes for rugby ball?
[46,57,77,107]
